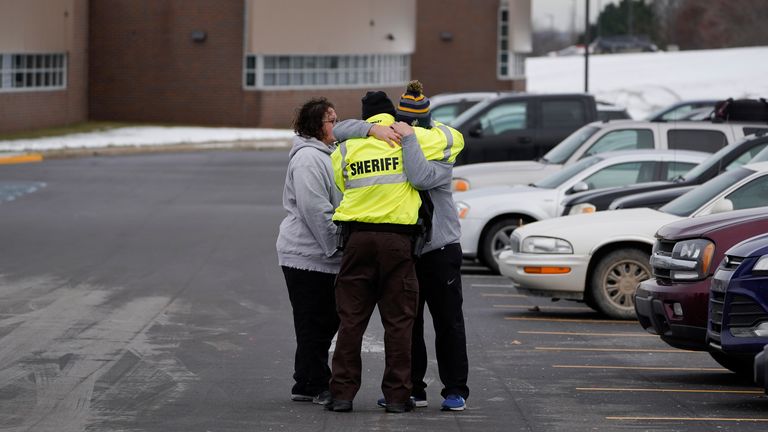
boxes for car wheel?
[589,248,650,319]
[709,351,754,377]
[480,217,523,274]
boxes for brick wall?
[0,0,88,133]
[412,0,526,96]
[89,0,252,126]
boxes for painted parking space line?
[519,330,653,337]
[579,387,762,395]
[494,304,591,311]
[482,293,526,298]
[608,416,768,422]
[472,283,516,288]
[505,317,637,324]
[553,364,726,372]
[535,347,700,353]
[0,153,43,165]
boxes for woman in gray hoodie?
[276,97,398,404]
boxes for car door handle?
[517,136,533,144]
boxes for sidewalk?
[0,125,295,164]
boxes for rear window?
[667,129,727,153]
[744,127,768,136]
[541,100,587,129]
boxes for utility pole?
[584,0,590,93]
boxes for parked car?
[451,93,599,165]
[633,208,768,372]
[596,101,632,121]
[561,131,768,215]
[646,100,719,122]
[706,231,768,376]
[496,161,768,319]
[455,150,706,272]
[452,118,764,192]
[429,92,499,125]
[590,35,658,54]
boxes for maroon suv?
[634,207,768,359]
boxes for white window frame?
[0,53,67,92]
[243,54,410,90]
[498,5,526,80]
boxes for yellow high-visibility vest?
[413,120,464,163]
[332,114,421,225]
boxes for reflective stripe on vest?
[339,142,407,189]
[435,124,454,162]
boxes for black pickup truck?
[451,93,598,165]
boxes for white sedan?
[497,161,768,319]
[455,150,706,272]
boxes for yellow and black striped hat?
[396,80,431,128]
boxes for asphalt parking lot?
[1,150,766,431]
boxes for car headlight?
[668,239,715,281]
[452,178,470,192]
[521,236,573,254]
[456,201,469,219]
[568,203,596,215]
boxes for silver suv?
[451,120,768,192]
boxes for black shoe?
[313,390,332,405]
[385,398,415,413]
[325,399,353,412]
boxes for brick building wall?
[412,0,525,96]
[89,0,252,126]
[0,0,88,133]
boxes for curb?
[0,153,44,165]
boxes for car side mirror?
[569,181,589,194]
[468,122,483,138]
[708,197,734,215]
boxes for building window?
[498,6,525,79]
[244,54,410,89]
[0,53,67,92]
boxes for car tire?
[709,351,754,377]
[480,217,524,274]
[589,248,650,319]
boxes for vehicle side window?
[431,103,460,124]
[584,129,654,156]
[725,142,768,170]
[744,127,768,136]
[541,100,586,129]
[479,102,528,136]
[666,162,699,180]
[580,161,655,190]
[667,130,727,153]
[725,174,768,210]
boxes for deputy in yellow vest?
[326,91,421,414]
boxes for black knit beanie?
[361,91,396,120]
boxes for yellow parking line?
[494,304,591,311]
[482,293,526,298]
[0,153,43,165]
[505,317,636,324]
[578,387,761,394]
[553,364,726,372]
[608,416,768,422]
[520,330,653,337]
[535,347,699,353]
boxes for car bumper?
[634,279,710,351]
[709,269,768,356]
[459,217,485,258]
[496,250,589,300]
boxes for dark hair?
[293,97,335,141]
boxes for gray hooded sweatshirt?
[276,134,343,274]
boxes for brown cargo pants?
[329,230,419,405]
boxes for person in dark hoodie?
[276,97,399,405]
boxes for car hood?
[656,207,768,240]
[726,233,768,258]
[453,161,563,189]
[515,208,681,254]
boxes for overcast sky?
[532,0,621,32]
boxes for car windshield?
[749,144,768,163]
[451,98,495,127]
[541,125,600,164]
[682,143,742,181]
[533,155,603,189]
[660,167,754,217]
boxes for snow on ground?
[1,46,766,153]
[527,46,768,119]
